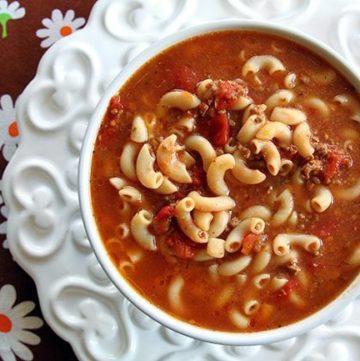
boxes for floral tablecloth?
[0,1,95,360]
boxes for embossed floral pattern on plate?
[3,0,360,360]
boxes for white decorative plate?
[3,0,360,360]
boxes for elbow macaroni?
[193,210,213,231]
[109,176,127,190]
[271,189,294,227]
[180,150,196,168]
[208,211,230,237]
[252,274,271,289]
[118,186,142,204]
[197,79,214,100]
[120,141,141,181]
[266,89,294,110]
[303,97,330,118]
[225,217,265,253]
[115,223,130,239]
[185,135,216,171]
[130,210,156,251]
[310,186,333,213]
[279,159,294,176]
[271,276,288,290]
[252,244,272,273]
[256,121,292,147]
[168,275,185,312]
[347,246,360,266]
[270,107,306,125]
[136,143,164,189]
[240,205,272,221]
[158,90,200,117]
[207,237,226,258]
[175,115,195,133]
[175,197,208,243]
[229,308,250,329]
[237,114,267,144]
[243,300,261,315]
[231,96,253,111]
[251,139,281,176]
[156,135,192,183]
[219,255,252,276]
[207,154,235,195]
[188,191,235,212]
[154,177,178,195]
[242,55,285,76]
[130,115,148,143]
[293,122,314,158]
[273,233,322,256]
[232,150,266,184]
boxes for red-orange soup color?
[91,31,360,332]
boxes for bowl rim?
[79,19,360,346]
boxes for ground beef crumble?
[301,142,352,184]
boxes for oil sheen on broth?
[91,31,360,332]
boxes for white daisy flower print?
[0,0,25,39]
[0,95,19,161]
[0,284,43,361]
[36,9,86,48]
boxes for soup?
[91,31,360,332]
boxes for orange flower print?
[36,9,86,48]
[0,95,19,161]
[0,284,43,361]
[0,1,25,39]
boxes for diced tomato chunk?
[153,205,175,235]
[241,233,259,255]
[211,112,230,146]
[154,205,175,221]
[323,148,352,182]
[98,123,117,144]
[173,65,198,92]
[109,95,123,114]
[216,98,234,111]
[165,232,198,259]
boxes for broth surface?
[91,31,360,331]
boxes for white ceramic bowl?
[79,19,360,346]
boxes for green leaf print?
[0,12,11,38]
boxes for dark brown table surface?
[0,2,96,360]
